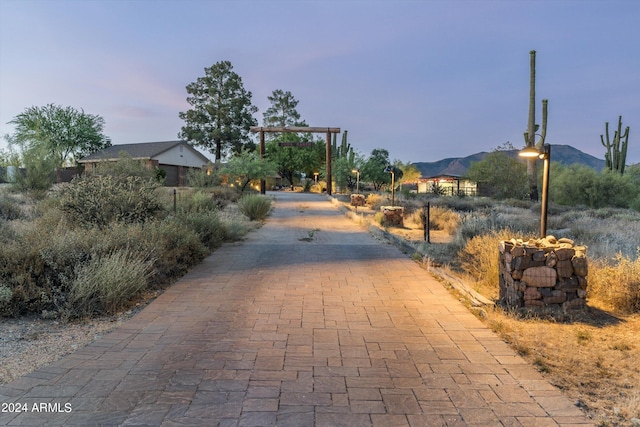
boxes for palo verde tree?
[9,104,111,167]
[601,115,630,175]
[220,148,277,192]
[179,61,258,162]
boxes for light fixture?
[519,144,551,237]
[351,168,360,193]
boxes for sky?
[1,0,639,165]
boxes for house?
[79,141,210,186]
[417,174,478,196]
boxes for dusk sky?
[1,0,639,165]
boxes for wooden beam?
[250,126,340,134]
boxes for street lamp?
[313,172,319,184]
[383,165,395,207]
[519,144,551,238]
[351,168,360,193]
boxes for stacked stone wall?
[499,236,588,310]
[380,206,404,227]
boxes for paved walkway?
[0,192,592,426]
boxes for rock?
[521,266,557,288]
[555,247,575,261]
[572,254,588,277]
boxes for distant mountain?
[412,144,606,178]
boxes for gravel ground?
[0,306,146,385]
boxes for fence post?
[424,203,430,243]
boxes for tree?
[262,90,318,189]
[220,148,277,192]
[397,161,421,188]
[465,144,527,199]
[8,104,111,167]
[361,149,391,191]
[178,61,258,162]
[263,89,306,130]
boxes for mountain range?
[411,144,606,178]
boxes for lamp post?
[351,169,360,193]
[313,172,319,184]
[383,165,395,207]
[519,144,551,238]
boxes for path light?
[519,144,551,238]
[313,172,319,184]
[351,169,360,193]
[383,165,395,207]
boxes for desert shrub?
[60,175,164,228]
[178,189,221,213]
[210,186,241,203]
[90,151,158,181]
[238,194,272,221]
[186,166,221,188]
[180,210,226,250]
[0,285,11,303]
[550,164,639,209]
[217,207,254,241]
[588,254,640,314]
[67,249,154,317]
[11,145,56,194]
[366,193,384,210]
[411,205,461,234]
[0,194,23,220]
[145,217,208,281]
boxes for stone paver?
[0,192,594,426]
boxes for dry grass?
[483,306,640,426]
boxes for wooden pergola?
[250,126,341,195]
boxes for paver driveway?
[0,192,593,426]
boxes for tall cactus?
[601,116,630,175]
[523,50,548,202]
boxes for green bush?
[180,210,226,250]
[68,249,154,317]
[60,175,164,228]
[238,194,272,221]
[550,164,639,209]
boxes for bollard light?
[383,165,395,207]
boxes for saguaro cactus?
[601,116,630,175]
[523,50,549,202]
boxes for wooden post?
[259,128,266,194]
[424,203,430,243]
[326,129,332,196]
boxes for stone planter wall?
[380,206,404,227]
[499,236,588,310]
[350,194,366,207]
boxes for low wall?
[499,236,588,310]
